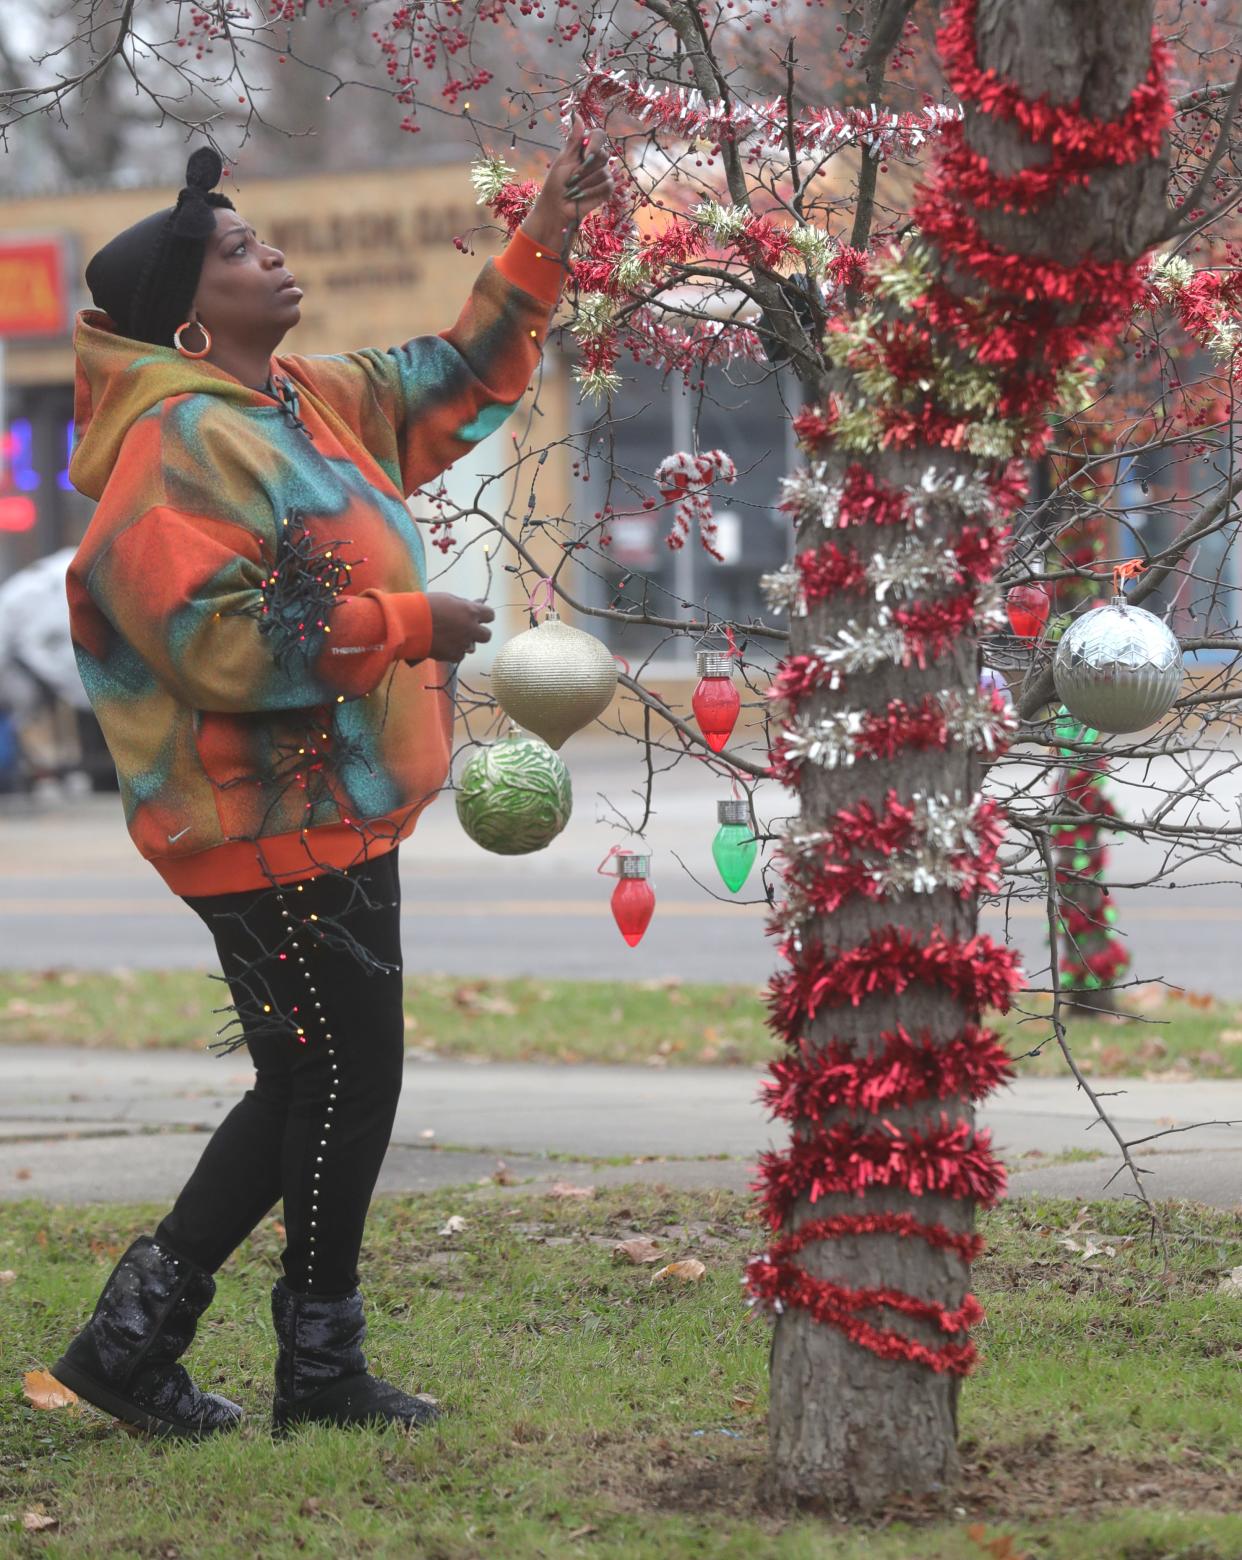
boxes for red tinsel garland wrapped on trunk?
[749,0,1171,1376]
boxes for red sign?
[0,497,36,532]
[0,239,69,338]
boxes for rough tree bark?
[766,0,1170,1508]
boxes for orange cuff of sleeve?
[388,590,433,663]
[495,228,567,307]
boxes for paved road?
[1,1048,1238,1208]
[2,741,1242,991]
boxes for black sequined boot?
[270,1276,440,1434]
[51,1235,242,1440]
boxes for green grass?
[2,1189,1240,1557]
[1,969,1240,1080]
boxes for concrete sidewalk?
[1,1047,1239,1208]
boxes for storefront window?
[0,385,89,581]
[576,360,798,661]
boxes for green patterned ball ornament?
[455,730,572,855]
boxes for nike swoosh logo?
[167,826,192,843]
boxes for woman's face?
[191,207,303,346]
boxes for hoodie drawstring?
[268,374,312,441]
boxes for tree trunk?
[761,0,1168,1509]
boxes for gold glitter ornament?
[491,611,618,749]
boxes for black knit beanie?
[85,147,236,348]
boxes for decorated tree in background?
[7,0,1242,1512]
[1050,705,1130,1017]
[1044,484,1130,1016]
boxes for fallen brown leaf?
[1142,1065,1195,1083]
[23,1370,79,1411]
[0,1270,15,1284]
[547,1182,595,1200]
[476,996,518,1016]
[14,1168,31,1181]
[450,984,517,1018]
[22,1511,58,1533]
[299,1497,323,1517]
[651,1258,707,1285]
[966,1524,1032,1560]
[613,1236,662,1265]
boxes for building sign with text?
[0,238,70,339]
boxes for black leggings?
[154,851,404,1296]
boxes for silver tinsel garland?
[778,688,1015,772]
[761,534,961,619]
[810,616,909,676]
[772,791,1000,934]
[806,583,1003,676]
[778,462,1000,536]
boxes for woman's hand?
[520,115,615,251]
[415,594,495,664]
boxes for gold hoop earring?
[174,318,212,358]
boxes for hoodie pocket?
[193,707,331,841]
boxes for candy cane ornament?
[654,450,738,561]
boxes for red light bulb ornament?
[610,850,655,947]
[1005,583,1051,642]
[692,651,740,753]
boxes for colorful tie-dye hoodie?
[67,229,563,896]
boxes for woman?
[49,126,614,1439]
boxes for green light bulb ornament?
[712,799,758,894]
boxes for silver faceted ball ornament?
[491,612,618,750]
[1052,597,1183,734]
[455,730,572,855]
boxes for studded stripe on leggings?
[154,851,405,1295]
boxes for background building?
[2,160,802,682]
